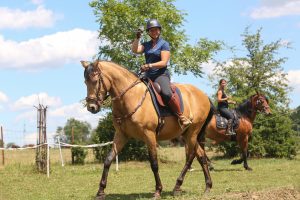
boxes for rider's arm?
[132,38,144,54]
[217,90,228,103]
[150,50,170,69]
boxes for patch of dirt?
[205,187,300,200]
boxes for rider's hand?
[136,27,144,39]
[140,64,151,72]
[136,30,142,39]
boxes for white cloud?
[0,6,58,29]
[12,92,62,111]
[0,91,8,102]
[287,69,300,92]
[250,0,300,19]
[0,28,100,70]
[15,110,36,123]
[200,60,216,76]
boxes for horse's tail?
[197,98,215,143]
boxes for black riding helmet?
[146,19,161,31]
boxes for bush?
[71,147,88,165]
[92,112,148,162]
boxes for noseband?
[85,64,109,107]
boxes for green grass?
[0,147,299,200]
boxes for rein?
[87,63,149,124]
[111,79,142,101]
[113,82,149,124]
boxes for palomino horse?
[81,60,212,199]
[200,93,271,171]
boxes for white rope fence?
[0,143,46,150]
[0,141,118,178]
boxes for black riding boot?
[226,119,234,135]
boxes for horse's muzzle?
[87,103,100,114]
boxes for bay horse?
[199,93,271,171]
[81,60,212,199]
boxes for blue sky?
[0,0,299,146]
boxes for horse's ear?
[255,90,259,95]
[81,61,90,68]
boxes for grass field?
[0,147,299,200]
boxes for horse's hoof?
[204,187,211,194]
[231,159,241,165]
[209,166,214,171]
[153,192,161,200]
[95,192,105,200]
[173,188,182,196]
[245,167,253,171]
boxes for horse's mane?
[98,60,139,79]
[235,96,253,118]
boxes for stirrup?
[178,116,192,131]
[225,129,236,136]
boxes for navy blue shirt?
[142,37,170,79]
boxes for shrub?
[71,147,88,165]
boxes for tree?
[212,27,297,158]
[89,0,222,160]
[59,118,92,144]
[291,106,300,132]
[89,0,221,76]
[6,142,20,148]
[290,106,300,152]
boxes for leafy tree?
[59,118,92,144]
[89,0,221,76]
[92,112,148,162]
[89,0,222,160]
[212,27,297,158]
[71,147,88,165]
[290,106,300,151]
[290,106,300,132]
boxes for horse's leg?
[198,139,214,171]
[241,137,252,171]
[173,149,196,196]
[146,136,163,199]
[231,157,243,165]
[184,142,195,172]
[195,142,212,193]
[234,135,252,171]
[95,132,128,200]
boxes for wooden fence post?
[1,126,4,165]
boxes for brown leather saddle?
[142,78,184,135]
[149,80,181,107]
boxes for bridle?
[85,64,110,107]
[85,62,149,124]
[250,94,270,113]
